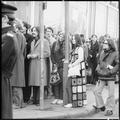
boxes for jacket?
[51,40,65,68]
[96,50,119,81]
[11,32,26,87]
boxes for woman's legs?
[66,77,72,104]
[59,82,63,100]
[53,84,60,99]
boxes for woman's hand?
[27,54,31,59]
[68,63,72,68]
[31,54,38,58]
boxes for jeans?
[93,80,115,110]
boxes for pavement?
[13,83,119,119]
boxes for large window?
[44,2,65,33]
[69,2,88,35]
[95,2,107,37]
[107,7,118,38]
[4,1,31,23]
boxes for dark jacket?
[2,26,17,78]
[89,40,99,59]
[11,32,26,87]
[96,49,119,81]
[2,26,18,119]
[51,40,65,68]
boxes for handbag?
[50,68,61,85]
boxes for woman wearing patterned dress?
[64,34,87,108]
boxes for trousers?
[93,80,115,110]
[2,75,13,119]
[12,87,24,107]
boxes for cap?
[2,2,17,19]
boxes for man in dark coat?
[89,34,99,84]
[22,22,34,103]
[2,3,18,119]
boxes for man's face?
[2,15,9,27]
[103,40,109,51]
[22,26,27,34]
[91,35,97,42]
[58,32,64,42]
[46,28,52,39]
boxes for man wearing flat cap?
[2,2,18,119]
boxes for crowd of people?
[2,2,119,119]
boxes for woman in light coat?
[27,26,50,105]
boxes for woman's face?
[32,28,38,38]
[72,36,76,44]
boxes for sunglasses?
[103,42,108,45]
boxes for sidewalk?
[13,84,119,119]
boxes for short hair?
[91,34,97,38]
[80,34,84,38]
[45,27,53,33]
[23,21,31,30]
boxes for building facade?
[4,1,119,39]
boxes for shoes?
[57,100,63,105]
[13,104,21,109]
[64,103,72,108]
[20,102,27,108]
[51,99,59,104]
[13,103,27,109]
[93,105,105,113]
[27,99,34,105]
[104,110,113,116]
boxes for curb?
[42,107,96,119]
[41,98,119,119]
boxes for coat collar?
[32,39,41,49]
[2,26,14,35]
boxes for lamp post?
[63,1,69,105]
[39,1,44,110]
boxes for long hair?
[74,34,82,47]
[107,38,116,52]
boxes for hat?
[2,2,17,19]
